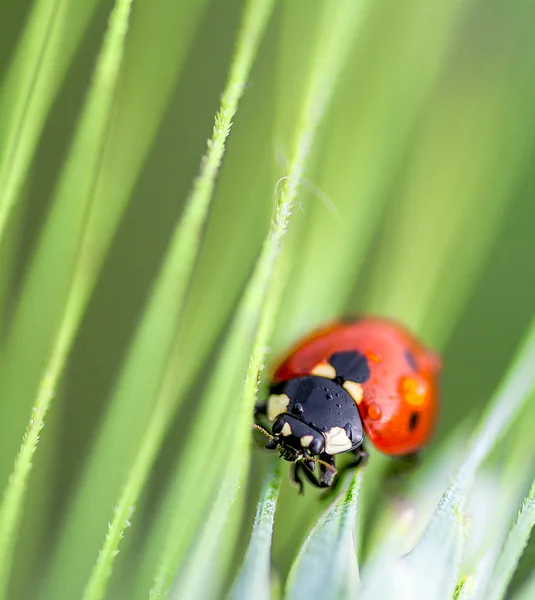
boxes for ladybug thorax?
[269,376,364,458]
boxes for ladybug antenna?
[251,423,274,441]
[309,456,337,474]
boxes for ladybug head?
[252,413,327,469]
[266,414,326,463]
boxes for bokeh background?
[1,0,535,598]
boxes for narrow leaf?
[285,472,363,600]
[359,484,467,600]
[0,0,134,597]
[39,2,211,595]
[229,464,281,600]
[0,0,101,242]
[166,267,286,600]
[484,478,535,600]
[147,0,369,596]
[77,2,277,599]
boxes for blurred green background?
[1,0,535,598]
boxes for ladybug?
[253,316,441,493]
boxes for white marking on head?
[300,435,313,448]
[267,393,290,421]
[343,380,364,405]
[310,362,336,379]
[323,426,352,454]
[281,422,292,436]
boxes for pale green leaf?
[72,1,277,599]
[483,479,535,600]
[286,472,362,600]
[229,464,281,600]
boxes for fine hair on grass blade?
[147,1,369,596]
[229,464,281,600]
[0,0,135,597]
[482,477,535,600]
[285,472,363,600]
[76,1,277,598]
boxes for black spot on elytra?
[408,411,420,431]
[329,351,370,383]
[405,350,418,371]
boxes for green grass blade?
[456,323,535,487]
[484,479,535,600]
[0,0,102,243]
[359,486,467,600]
[145,2,369,596]
[274,0,472,349]
[401,489,468,600]
[38,4,216,598]
[229,464,281,600]
[165,264,286,600]
[46,2,275,599]
[285,472,362,600]
[364,8,535,348]
[0,0,67,239]
[0,0,134,596]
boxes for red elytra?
[272,317,441,456]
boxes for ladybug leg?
[291,462,331,494]
[318,454,336,488]
[337,445,369,477]
[290,463,305,495]
[322,446,368,499]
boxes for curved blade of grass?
[365,9,535,349]
[146,2,366,596]
[402,487,468,600]
[365,420,469,557]
[285,472,362,600]
[359,484,468,600]
[0,0,102,243]
[274,0,473,349]
[483,479,535,600]
[167,457,247,600]
[229,463,281,600]
[26,3,275,600]
[166,264,286,600]
[38,4,218,599]
[0,0,210,504]
[0,0,134,597]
